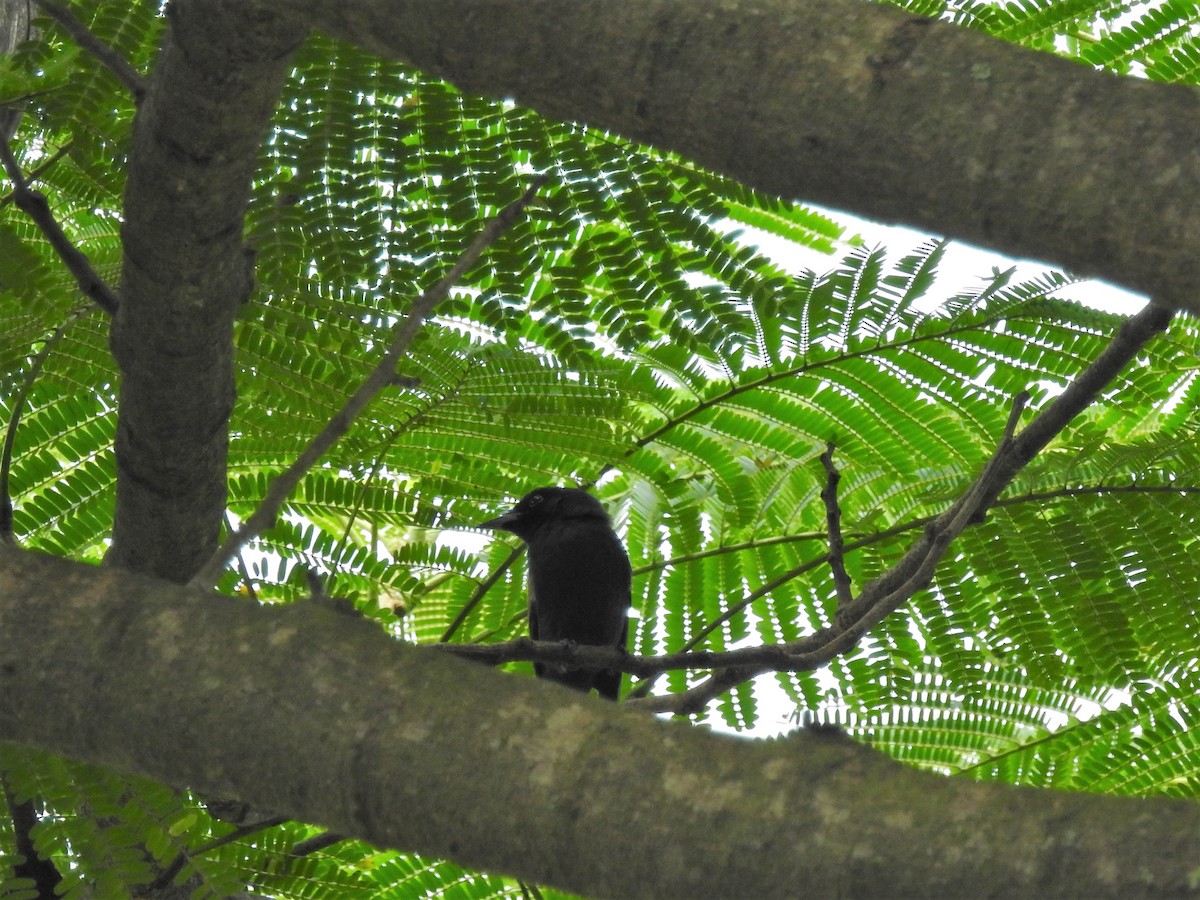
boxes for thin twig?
[820,442,853,609]
[1,306,95,542]
[151,815,290,891]
[440,544,524,642]
[0,139,72,208]
[0,138,118,314]
[290,830,347,857]
[33,0,146,101]
[633,302,1172,715]
[437,634,791,674]
[190,177,549,591]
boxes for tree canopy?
[1,1,1199,897]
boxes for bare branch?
[189,177,550,591]
[33,0,146,100]
[615,303,1172,714]
[820,441,853,609]
[0,138,118,314]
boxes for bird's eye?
[527,494,544,507]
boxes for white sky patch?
[728,205,1148,317]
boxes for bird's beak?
[478,511,517,531]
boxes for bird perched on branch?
[480,487,631,700]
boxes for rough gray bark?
[2,545,1199,899]
[107,1,305,581]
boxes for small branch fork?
[439,302,1175,714]
[189,177,549,591]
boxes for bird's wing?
[528,579,540,642]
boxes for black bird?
[480,487,631,699]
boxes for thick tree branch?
[190,177,548,590]
[107,3,307,582]
[2,545,1199,899]
[300,0,1200,314]
[33,0,147,100]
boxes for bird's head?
[478,487,609,543]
